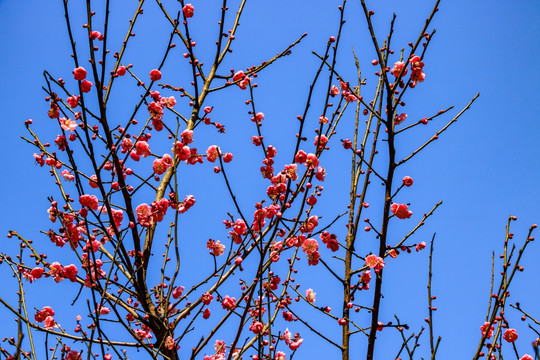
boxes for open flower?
[503,328,518,343]
[391,203,412,219]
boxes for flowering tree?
[1,1,539,360]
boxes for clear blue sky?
[1,1,540,359]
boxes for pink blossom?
[391,203,412,219]
[394,113,407,126]
[148,101,164,122]
[314,134,328,148]
[503,328,518,343]
[520,355,533,360]
[307,250,320,266]
[177,195,196,214]
[252,137,265,148]
[214,340,226,355]
[165,336,176,350]
[136,203,152,227]
[210,240,225,256]
[320,231,339,252]
[301,238,319,256]
[90,31,104,40]
[361,270,372,284]
[153,158,167,175]
[480,322,494,339]
[282,311,294,322]
[305,153,319,169]
[135,140,151,157]
[35,306,55,322]
[162,154,173,167]
[63,264,78,281]
[233,70,245,82]
[79,194,99,210]
[402,176,413,187]
[409,56,425,88]
[44,316,56,329]
[284,164,298,180]
[181,129,194,144]
[415,241,426,252]
[151,198,169,223]
[315,166,326,181]
[365,254,385,271]
[98,305,111,315]
[203,308,211,319]
[48,102,59,118]
[221,295,236,310]
[172,286,185,299]
[150,69,162,82]
[33,153,45,167]
[232,71,250,89]
[65,351,81,360]
[305,288,316,304]
[391,61,408,78]
[275,351,286,360]
[183,3,194,18]
[160,95,176,108]
[45,157,61,169]
[130,150,141,162]
[295,150,307,164]
[121,138,133,153]
[344,92,358,102]
[134,327,153,340]
[184,147,202,164]
[73,67,87,80]
[249,321,264,334]
[282,328,292,345]
[89,175,99,188]
[201,292,214,305]
[330,85,340,96]
[67,95,79,108]
[301,215,318,233]
[238,77,250,90]
[60,117,77,132]
[61,170,75,181]
[31,267,44,279]
[55,135,67,151]
[116,66,126,76]
[80,80,92,93]
[48,262,64,282]
[289,338,303,351]
[206,145,220,162]
[233,219,247,236]
[252,112,264,123]
[173,141,191,161]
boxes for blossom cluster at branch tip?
[480,322,494,339]
[149,69,161,82]
[183,4,194,18]
[365,254,385,272]
[409,55,425,88]
[503,328,518,343]
[232,70,251,90]
[391,203,412,219]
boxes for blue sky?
[1,1,540,359]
